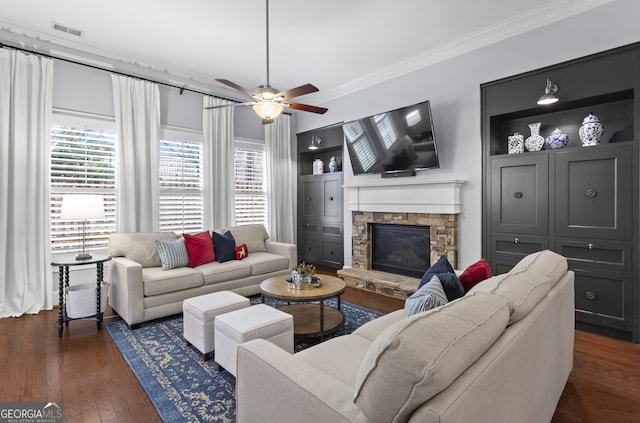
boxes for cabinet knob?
[307,197,312,201]
[588,243,593,250]
[329,250,334,255]
[585,189,597,198]
[585,291,597,301]
[329,196,334,201]
[307,246,312,251]
[514,238,519,244]
[514,192,523,199]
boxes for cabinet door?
[320,238,344,270]
[574,268,632,331]
[320,174,342,222]
[490,154,549,235]
[297,236,319,264]
[300,177,319,220]
[555,144,632,240]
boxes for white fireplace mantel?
[343,179,464,214]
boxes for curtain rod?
[0,42,239,102]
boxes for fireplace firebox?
[371,223,430,278]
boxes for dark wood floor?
[1,287,639,422]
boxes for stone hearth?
[338,211,458,299]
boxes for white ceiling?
[0,0,614,105]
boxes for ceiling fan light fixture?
[253,101,284,122]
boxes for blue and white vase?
[524,122,545,152]
[579,113,604,146]
[508,133,524,154]
[545,128,569,149]
[329,156,338,172]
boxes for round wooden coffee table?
[260,274,346,340]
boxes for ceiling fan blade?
[276,83,319,100]
[215,79,257,98]
[204,101,254,110]
[286,102,328,114]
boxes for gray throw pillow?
[404,275,448,317]
[155,238,189,270]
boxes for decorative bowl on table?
[284,276,322,290]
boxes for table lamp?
[60,194,105,260]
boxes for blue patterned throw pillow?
[155,238,189,270]
[404,275,448,317]
[212,231,236,262]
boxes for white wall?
[295,0,640,269]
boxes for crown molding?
[0,23,244,101]
[1,0,616,105]
[308,0,616,104]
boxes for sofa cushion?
[141,267,204,296]
[404,275,448,317]
[212,231,236,263]
[109,232,178,268]
[225,224,268,253]
[418,256,465,301]
[509,250,568,287]
[467,271,552,324]
[155,238,189,270]
[242,252,289,276]
[296,333,373,388]
[353,309,405,342]
[458,258,492,292]
[196,260,252,285]
[354,293,510,423]
[184,231,215,267]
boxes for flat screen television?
[342,100,439,176]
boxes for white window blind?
[50,123,116,254]
[159,134,204,233]
[234,141,267,227]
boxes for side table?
[51,254,112,337]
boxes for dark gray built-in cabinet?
[482,43,640,343]
[297,124,344,273]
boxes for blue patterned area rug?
[105,297,383,423]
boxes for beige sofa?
[236,250,574,423]
[108,224,296,328]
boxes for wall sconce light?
[309,135,322,150]
[537,77,559,105]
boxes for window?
[159,128,204,233]
[50,113,116,255]
[234,139,268,227]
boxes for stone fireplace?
[338,179,462,299]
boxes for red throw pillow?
[459,258,492,292]
[234,243,248,260]
[183,231,215,268]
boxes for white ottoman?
[214,304,294,376]
[183,291,250,361]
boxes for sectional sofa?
[236,250,574,423]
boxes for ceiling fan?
[205,0,328,124]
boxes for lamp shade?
[253,101,284,120]
[60,195,105,220]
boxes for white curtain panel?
[265,114,295,243]
[111,75,160,232]
[0,49,54,317]
[203,96,235,230]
